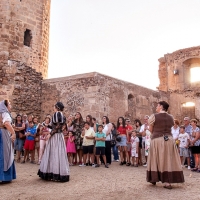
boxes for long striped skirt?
[38,132,70,182]
[146,136,184,183]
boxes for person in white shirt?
[139,115,149,166]
[171,119,180,140]
[178,125,190,169]
[79,122,96,167]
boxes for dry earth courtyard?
[1,162,200,200]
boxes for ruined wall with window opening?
[158,46,200,122]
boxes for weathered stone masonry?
[0,0,50,78]
[41,72,169,123]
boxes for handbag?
[19,132,26,139]
[110,134,116,147]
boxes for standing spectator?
[13,114,25,163]
[33,117,40,162]
[92,117,98,133]
[140,115,149,166]
[21,121,37,164]
[125,118,133,166]
[67,115,74,132]
[95,125,109,168]
[0,100,16,183]
[147,101,184,189]
[116,117,128,165]
[178,125,190,169]
[79,122,95,167]
[67,131,76,166]
[171,119,180,141]
[111,123,119,162]
[38,102,70,182]
[102,116,112,165]
[22,114,28,127]
[86,114,95,165]
[190,119,200,172]
[38,117,51,165]
[184,117,193,168]
[135,119,142,165]
[131,130,139,167]
[27,115,33,123]
[74,112,85,165]
[86,115,95,130]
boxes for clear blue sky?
[48,0,200,90]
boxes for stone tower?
[0,0,51,78]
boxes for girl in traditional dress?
[38,102,70,182]
[0,100,16,183]
[147,101,184,189]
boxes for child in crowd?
[38,121,51,165]
[131,130,139,167]
[178,125,191,169]
[62,124,68,145]
[67,131,76,166]
[21,121,37,164]
[95,125,109,168]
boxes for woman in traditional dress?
[38,102,70,182]
[147,101,184,189]
[0,100,16,183]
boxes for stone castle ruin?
[0,0,199,124]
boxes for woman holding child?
[38,102,70,182]
[146,101,184,189]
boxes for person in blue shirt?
[21,121,37,164]
[95,125,109,168]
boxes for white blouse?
[2,112,12,124]
[171,126,180,140]
[103,123,112,141]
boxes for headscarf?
[0,100,9,113]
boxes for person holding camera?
[146,101,184,189]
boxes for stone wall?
[42,72,169,123]
[158,46,200,122]
[0,0,50,78]
[0,53,43,118]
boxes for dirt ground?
[1,161,200,200]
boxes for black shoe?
[105,164,109,168]
[86,163,89,166]
[120,162,123,165]
[123,161,126,164]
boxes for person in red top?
[117,117,128,165]
[125,118,133,166]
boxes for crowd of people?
[0,99,200,189]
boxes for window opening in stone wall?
[182,102,195,107]
[182,102,195,120]
[24,29,32,47]
[190,67,200,82]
